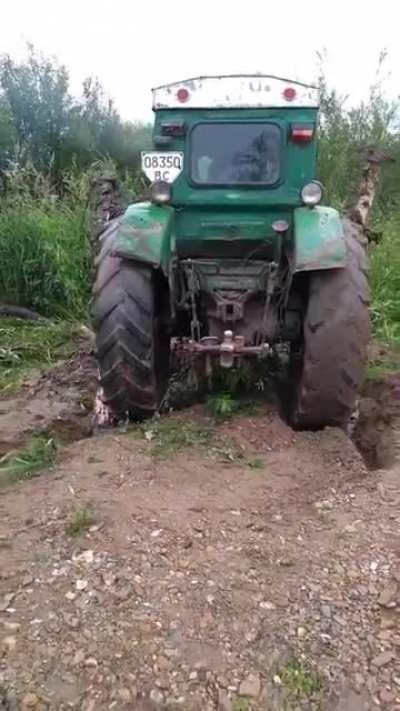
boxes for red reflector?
[291,125,314,142]
[283,86,296,101]
[177,87,189,103]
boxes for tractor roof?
[152,74,319,111]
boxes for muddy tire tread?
[292,219,371,429]
[92,234,160,419]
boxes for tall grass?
[0,198,90,319]
[0,162,142,320]
[369,217,400,348]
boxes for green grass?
[65,506,96,537]
[278,659,321,700]
[370,216,400,349]
[0,437,57,485]
[142,417,214,458]
[0,199,91,319]
[366,351,400,382]
[232,699,253,711]
[207,392,236,418]
[141,413,257,466]
[0,319,77,393]
[245,456,265,470]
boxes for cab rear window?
[191,123,280,185]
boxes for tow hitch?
[174,330,270,368]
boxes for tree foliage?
[0,46,151,183]
[317,50,400,214]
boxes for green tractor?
[92,75,370,428]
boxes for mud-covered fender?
[111,202,174,273]
[293,206,346,272]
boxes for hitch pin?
[220,330,235,368]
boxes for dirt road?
[0,349,399,711]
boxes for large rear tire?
[290,220,370,429]
[92,220,170,419]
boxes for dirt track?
[0,348,399,711]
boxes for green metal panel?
[175,208,290,260]
[293,206,346,272]
[111,202,174,272]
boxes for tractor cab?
[143,75,321,261]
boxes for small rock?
[239,672,261,698]
[85,656,98,668]
[342,521,361,534]
[353,673,365,691]
[218,689,232,711]
[22,574,34,587]
[114,585,132,602]
[149,688,164,704]
[3,621,21,632]
[245,629,258,643]
[194,658,208,670]
[380,689,394,704]
[380,614,396,630]
[273,675,282,685]
[118,687,132,703]
[74,549,94,564]
[64,614,80,630]
[189,671,198,680]
[82,699,96,711]
[315,499,333,511]
[76,579,88,591]
[0,536,11,549]
[371,651,394,668]
[22,692,40,708]
[157,656,172,671]
[73,649,85,665]
[378,629,392,641]
[155,675,170,690]
[259,601,276,610]
[297,626,306,638]
[0,593,15,612]
[378,582,398,608]
[65,591,76,601]
[321,605,332,618]
[102,572,116,587]
[1,635,17,653]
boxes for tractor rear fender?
[293,206,346,272]
[110,202,174,274]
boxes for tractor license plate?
[141,151,183,184]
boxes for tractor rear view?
[92,75,370,428]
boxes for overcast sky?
[2,0,399,122]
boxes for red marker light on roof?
[177,87,190,103]
[291,124,314,142]
[283,86,296,102]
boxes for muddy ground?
[0,340,399,711]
